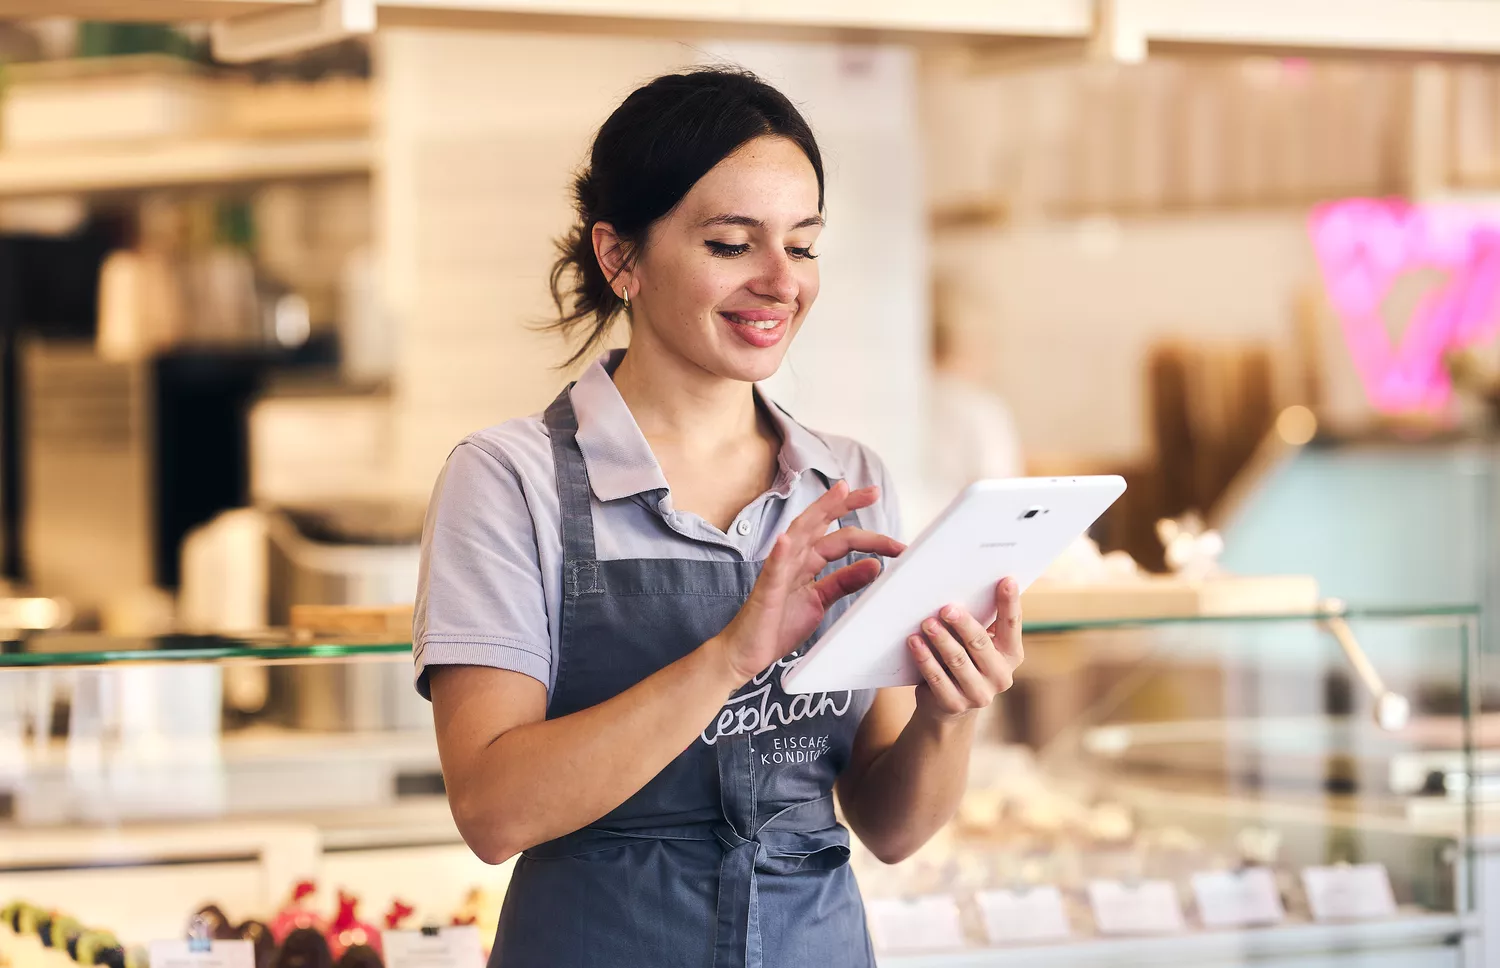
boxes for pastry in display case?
[0,604,1485,967]
[855,605,1485,966]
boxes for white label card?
[866,895,966,952]
[384,927,485,968]
[1301,864,1397,922]
[1192,868,1286,928]
[148,940,255,968]
[1087,879,1186,935]
[975,886,1071,944]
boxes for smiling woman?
[545,67,826,371]
[415,66,1023,968]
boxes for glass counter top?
[0,604,1476,668]
[0,633,412,667]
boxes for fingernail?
[922,618,939,633]
[940,605,960,621]
[1003,578,1018,595]
[907,635,923,650]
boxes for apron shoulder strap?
[543,385,599,567]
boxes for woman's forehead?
[677,137,821,224]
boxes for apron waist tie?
[524,796,850,968]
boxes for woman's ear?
[591,221,634,300]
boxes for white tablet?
[781,476,1127,694]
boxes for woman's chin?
[715,346,791,384]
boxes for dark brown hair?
[546,66,825,366]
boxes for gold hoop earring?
[620,289,630,309]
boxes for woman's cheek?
[797,267,820,309]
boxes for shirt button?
[735,519,752,536]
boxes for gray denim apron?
[489,386,878,968]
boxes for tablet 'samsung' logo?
[980,541,1017,549]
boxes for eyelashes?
[705,240,818,260]
[705,241,749,257]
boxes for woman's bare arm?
[429,482,903,864]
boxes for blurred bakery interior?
[0,5,1498,966]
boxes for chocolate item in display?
[45,915,83,950]
[335,945,383,968]
[275,928,334,968]
[237,921,276,968]
[34,913,55,947]
[94,943,126,968]
[0,902,22,932]
[15,905,41,936]
[75,930,123,966]
[192,905,241,941]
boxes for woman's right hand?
[711,481,906,684]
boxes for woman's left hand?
[907,577,1024,724]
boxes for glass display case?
[0,606,1485,968]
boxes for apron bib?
[489,386,877,968]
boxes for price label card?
[1301,864,1397,922]
[148,940,255,968]
[975,886,1071,944]
[866,895,966,952]
[1192,868,1286,928]
[1087,879,1186,935]
[384,927,484,968]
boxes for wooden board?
[1023,574,1321,622]
[0,134,370,197]
[289,602,414,637]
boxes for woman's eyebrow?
[699,214,825,229]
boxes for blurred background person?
[925,278,1024,501]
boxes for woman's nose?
[750,250,799,303]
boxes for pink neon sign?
[1309,198,1500,413]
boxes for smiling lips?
[721,309,790,348]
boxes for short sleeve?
[875,454,904,544]
[413,440,552,699]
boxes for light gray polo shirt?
[413,349,901,700]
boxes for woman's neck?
[611,339,766,451]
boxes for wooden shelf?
[14,0,1500,58]
[375,0,1092,40]
[0,134,372,197]
[0,0,305,18]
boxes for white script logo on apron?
[699,651,852,747]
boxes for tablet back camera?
[1020,506,1049,520]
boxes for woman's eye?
[706,241,749,257]
[787,246,818,261]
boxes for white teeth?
[727,314,780,330]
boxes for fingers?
[908,634,969,714]
[810,557,883,608]
[916,614,997,705]
[811,526,906,564]
[760,482,892,605]
[756,534,799,600]
[988,577,1024,665]
[935,604,1010,690]
[785,481,879,548]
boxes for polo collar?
[569,350,844,504]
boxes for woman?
[416,67,1024,968]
